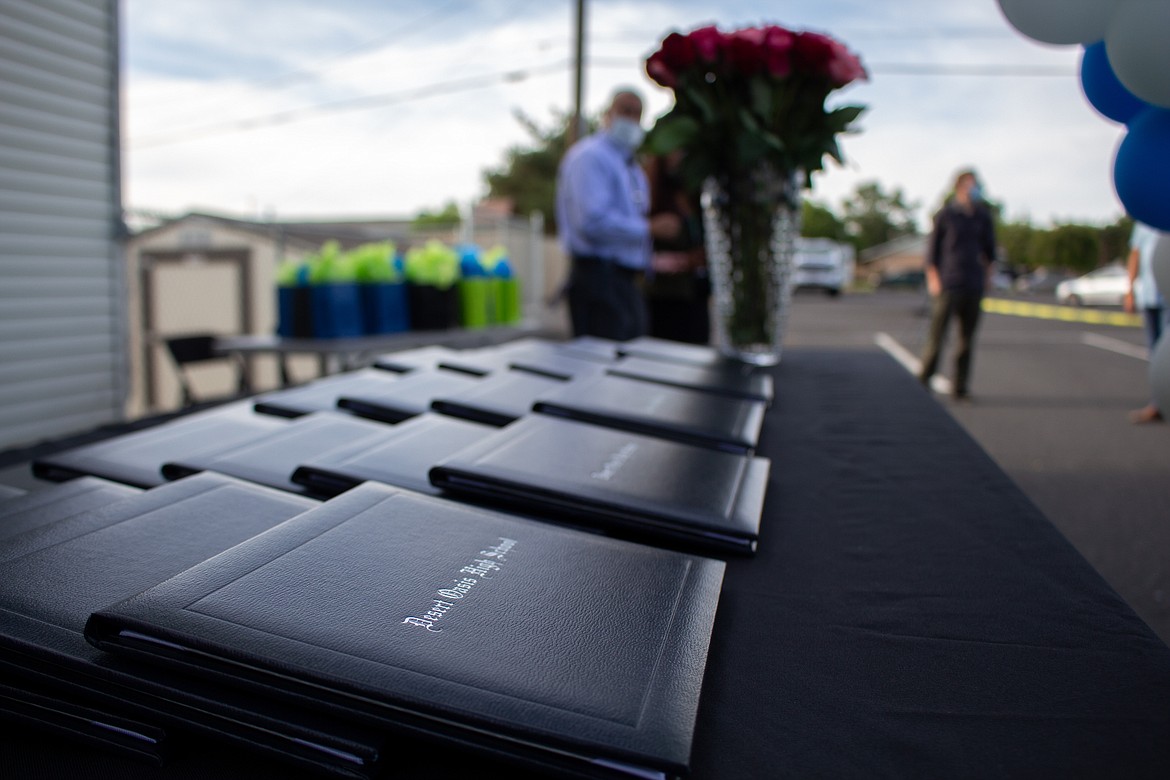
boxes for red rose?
[826,40,867,86]
[762,25,795,78]
[647,31,702,88]
[646,50,676,87]
[687,25,725,63]
[658,32,696,71]
[726,28,767,76]
[791,31,836,76]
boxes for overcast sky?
[122,0,1127,231]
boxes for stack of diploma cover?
[86,482,726,780]
[0,473,385,777]
[0,334,776,777]
[533,374,766,455]
[430,415,768,554]
[291,413,497,497]
[32,402,290,487]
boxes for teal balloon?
[1105,0,1170,109]
[997,0,1117,45]
[1113,108,1170,231]
[1080,42,1146,124]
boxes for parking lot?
[785,288,1170,645]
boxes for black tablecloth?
[3,348,1169,778]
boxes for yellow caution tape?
[982,298,1141,328]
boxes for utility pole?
[569,0,585,146]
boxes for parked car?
[991,269,1015,292]
[1017,268,1074,296]
[792,238,855,297]
[1054,263,1129,306]
[876,270,925,290]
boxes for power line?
[136,0,541,122]
[246,0,467,90]
[129,53,1073,150]
[130,61,572,149]
[589,56,1074,77]
[866,63,1074,77]
[576,25,1017,47]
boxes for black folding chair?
[164,334,251,407]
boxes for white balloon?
[1151,233,1170,304]
[997,0,1119,45]
[1149,335,1170,417]
[1106,1,1170,108]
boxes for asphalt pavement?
[785,288,1170,646]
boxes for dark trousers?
[646,272,711,345]
[647,295,710,345]
[567,257,647,341]
[919,289,983,394]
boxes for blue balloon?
[1114,108,1170,231]
[457,244,486,277]
[1080,42,1147,125]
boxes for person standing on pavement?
[555,88,679,340]
[918,168,997,400]
[1123,221,1168,423]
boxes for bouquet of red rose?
[643,25,866,363]
[644,24,867,191]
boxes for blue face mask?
[969,184,984,202]
[607,118,645,153]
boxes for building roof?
[859,234,927,264]
[130,211,415,250]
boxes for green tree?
[1099,215,1134,265]
[999,215,1133,272]
[412,201,461,230]
[841,181,919,252]
[997,220,1037,270]
[483,110,596,235]
[1028,223,1101,273]
[802,199,848,242]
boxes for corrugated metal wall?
[0,0,125,449]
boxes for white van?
[792,238,855,297]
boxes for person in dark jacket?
[918,168,996,399]
[643,149,710,345]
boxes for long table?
[3,348,1169,778]
[216,323,542,387]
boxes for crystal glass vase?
[702,167,803,366]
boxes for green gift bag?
[458,277,494,329]
[457,244,494,328]
[483,246,521,324]
[496,277,522,324]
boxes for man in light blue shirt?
[556,89,677,340]
[1124,221,1168,423]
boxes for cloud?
[122,0,1129,228]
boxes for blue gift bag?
[277,286,315,337]
[362,282,410,334]
[311,283,364,338]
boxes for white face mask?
[607,117,645,152]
